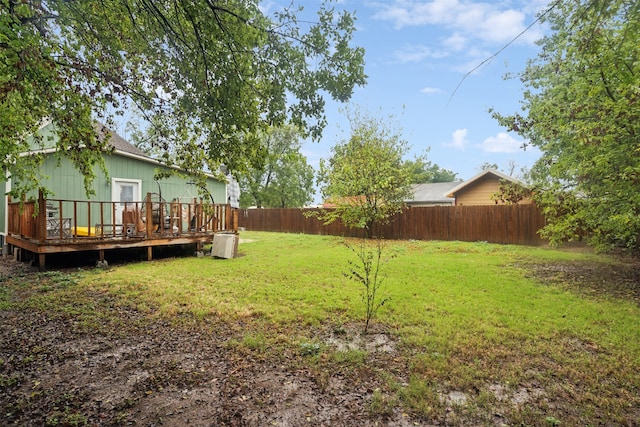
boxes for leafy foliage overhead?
[1,0,366,197]
[492,0,640,251]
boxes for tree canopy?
[1,0,366,197]
[404,154,458,184]
[317,108,412,237]
[238,125,314,208]
[492,0,640,251]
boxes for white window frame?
[111,178,142,203]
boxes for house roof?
[445,169,526,198]
[406,182,459,204]
[95,124,223,182]
[29,121,221,182]
[94,123,148,158]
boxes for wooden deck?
[6,191,238,269]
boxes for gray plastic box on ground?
[211,233,237,259]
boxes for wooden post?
[232,208,238,232]
[159,200,165,235]
[112,202,117,237]
[58,200,64,239]
[99,202,104,237]
[147,246,152,261]
[73,201,78,241]
[86,201,91,238]
[38,253,46,271]
[37,190,46,243]
[145,193,153,237]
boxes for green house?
[1,121,230,254]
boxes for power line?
[448,0,562,105]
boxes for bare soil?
[1,253,638,426]
[0,256,420,427]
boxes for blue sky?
[261,0,551,199]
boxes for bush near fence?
[238,204,547,246]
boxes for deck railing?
[7,191,238,243]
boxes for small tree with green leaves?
[317,108,412,332]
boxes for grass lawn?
[5,231,639,425]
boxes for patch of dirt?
[0,254,36,279]
[325,331,397,354]
[526,255,640,304]
[0,256,422,427]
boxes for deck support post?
[147,246,152,261]
[38,253,45,271]
[99,250,105,261]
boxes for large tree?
[238,125,314,208]
[1,0,366,197]
[492,0,640,252]
[404,153,458,184]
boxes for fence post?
[225,205,232,231]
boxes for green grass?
[5,231,639,425]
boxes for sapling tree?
[344,235,392,333]
[317,107,412,332]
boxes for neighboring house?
[322,182,460,208]
[405,182,459,207]
[0,121,229,251]
[445,169,532,206]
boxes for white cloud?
[393,45,449,63]
[420,86,442,94]
[372,0,456,27]
[258,1,274,14]
[443,33,467,51]
[394,45,437,63]
[444,128,469,150]
[372,0,540,45]
[450,48,493,73]
[479,132,522,153]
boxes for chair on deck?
[122,206,146,236]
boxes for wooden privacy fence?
[238,205,547,246]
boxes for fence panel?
[238,205,546,246]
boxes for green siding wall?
[25,153,224,203]
[2,151,225,234]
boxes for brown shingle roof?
[94,123,148,157]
